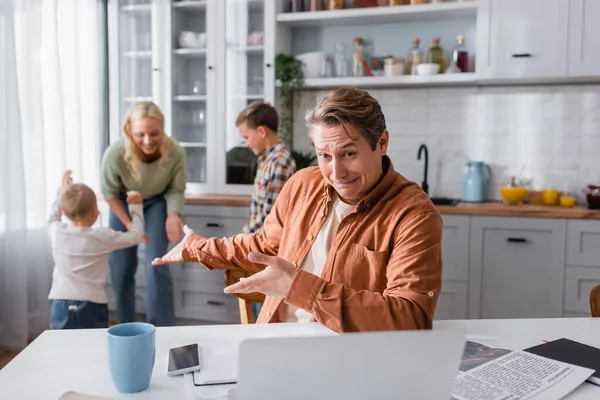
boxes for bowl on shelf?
[416,63,440,75]
[295,51,326,79]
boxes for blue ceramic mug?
[107,322,155,393]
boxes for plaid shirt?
[243,143,296,234]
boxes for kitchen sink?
[429,197,460,206]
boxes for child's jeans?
[50,300,109,329]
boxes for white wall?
[293,84,600,203]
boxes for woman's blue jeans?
[108,193,174,326]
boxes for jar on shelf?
[290,0,304,12]
[384,57,404,76]
[326,0,345,10]
[308,0,324,11]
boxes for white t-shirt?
[47,199,144,304]
[285,193,355,322]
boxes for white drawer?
[185,215,246,238]
[566,220,600,267]
[563,265,600,314]
[174,281,240,324]
[172,262,225,285]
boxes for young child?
[47,170,145,329]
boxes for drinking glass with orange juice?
[542,188,560,206]
[559,184,576,207]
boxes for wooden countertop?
[436,201,600,220]
[185,195,600,220]
[185,194,251,207]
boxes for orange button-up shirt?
[182,156,443,334]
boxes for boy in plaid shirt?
[236,101,296,319]
[237,101,296,234]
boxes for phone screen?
[168,343,200,372]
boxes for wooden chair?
[590,284,600,317]
[224,269,265,324]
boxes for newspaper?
[452,341,595,400]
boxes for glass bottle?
[327,0,345,10]
[405,37,423,75]
[308,0,324,10]
[453,35,468,72]
[334,40,348,77]
[290,0,303,12]
[352,37,364,76]
[428,36,444,73]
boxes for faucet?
[417,144,429,195]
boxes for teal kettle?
[462,161,491,202]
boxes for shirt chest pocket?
[339,243,390,292]
[254,174,269,201]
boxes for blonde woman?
[101,102,186,326]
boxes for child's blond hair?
[60,184,97,221]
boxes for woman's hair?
[123,101,174,181]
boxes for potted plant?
[275,53,304,148]
[291,150,317,171]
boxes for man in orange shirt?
[153,88,443,333]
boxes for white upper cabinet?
[567,0,600,77]
[476,0,570,80]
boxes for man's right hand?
[152,225,197,265]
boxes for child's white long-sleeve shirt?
[47,196,144,304]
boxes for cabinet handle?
[265,63,272,68]
[206,300,225,306]
[512,53,532,58]
[507,237,528,243]
[205,222,222,228]
[207,65,213,70]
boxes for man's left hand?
[224,252,299,298]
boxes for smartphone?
[168,343,201,376]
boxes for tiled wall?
[293,85,600,203]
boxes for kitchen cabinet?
[108,0,287,196]
[468,217,567,319]
[435,215,470,320]
[567,0,600,77]
[170,204,248,323]
[476,0,569,80]
[563,220,600,315]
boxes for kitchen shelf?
[179,142,207,148]
[124,96,152,102]
[232,94,263,100]
[301,73,477,89]
[276,1,478,27]
[173,48,207,57]
[121,4,152,13]
[174,95,207,101]
[123,50,152,58]
[172,0,208,10]
[229,45,264,54]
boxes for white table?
[1,318,599,399]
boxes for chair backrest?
[224,269,265,324]
[590,284,600,317]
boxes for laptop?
[234,329,467,400]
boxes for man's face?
[312,124,388,205]
[239,122,266,156]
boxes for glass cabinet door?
[170,0,213,191]
[118,0,154,126]
[221,0,266,193]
